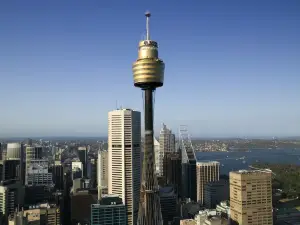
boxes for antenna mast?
[145,11,151,40]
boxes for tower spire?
[145,11,151,40]
[133,12,165,225]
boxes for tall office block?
[158,124,175,177]
[97,150,108,199]
[180,126,197,201]
[6,143,24,184]
[0,181,24,222]
[78,147,88,177]
[72,161,83,180]
[204,180,229,209]
[154,137,161,176]
[229,170,273,225]
[53,161,64,190]
[163,152,182,195]
[196,161,220,204]
[6,143,22,160]
[108,109,141,225]
[91,195,127,225]
[25,146,43,185]
[89,158,97,188]
[159,186,177,225]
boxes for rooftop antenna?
[116,100,118,110]
[145,11,151,40]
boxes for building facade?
[204,180,229,209]
[158,124,175,176]
[196,161,220,204]
[91,195,127,225]
[229,170,273,225]
[108,109,141,225]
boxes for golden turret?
[132,12,165,90]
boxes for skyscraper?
[196,161,220,204]
[97,150,108,199]
[78,146,88,177]
[158,124,175,177]
[6,143,23,160]
[229,170,273,225]
[154,137,162,176]
[132,12,165,225]
[91,195,127,225]
[108,108,141,225]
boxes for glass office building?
[91,195,127,225]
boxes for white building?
[108,109,141,225]
[158,123,175,176]
[0,182,24,218]
[26,160,53,186]
[196,161,220,204]
[154,137,161,175]
[97,150,108,199]
[6,143,23,160]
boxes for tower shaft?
[133,12,164,225]
[138,88,163,225]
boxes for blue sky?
[0,0,299,138]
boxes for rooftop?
[197,161,220,166]
[232,169,272,174]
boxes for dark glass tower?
[132,12,165,225]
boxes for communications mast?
[132,12,165,225]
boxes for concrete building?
[196,161,220,204]
[163,152,181,193]
[108,109,141,225]
[204,180,229,209]
[180,219,197,225]
[91,195,127,225]
[0,181,24,221]
[229,170,273,225]
[9,204,61,225]
[158,124,175,176]
[159,186,177,225]
[26,160,53,186]
[78,146,88,177]
[6,143,23,160]
[25,146,43,185]
[154,137,161,176]
[216,201,230,218]
[97,150,108,199]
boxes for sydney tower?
[132,12,165,225]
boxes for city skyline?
[1,0,300,138]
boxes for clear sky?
[0,0,299,138]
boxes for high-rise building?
[6,143,23,160]
[78,147,88,177]
[159,186,177,225]
[53,161,64,190]
[97,150,108,199]
[229,170,273,225]
[158,124,175,177]
[0,181,24,221]
[108,109,141,225]
[26,159,53,186]
[91,195,127,225]
[132,11,165,225]
[154,137,161,176]
[196,161,220,204]
[163,152,182,195]
[204,180,229,209]
[25,146,43,185]
[89,158,97,188]
[180,126,197,201]
[6,143,25,184]
[0,159,20,182]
